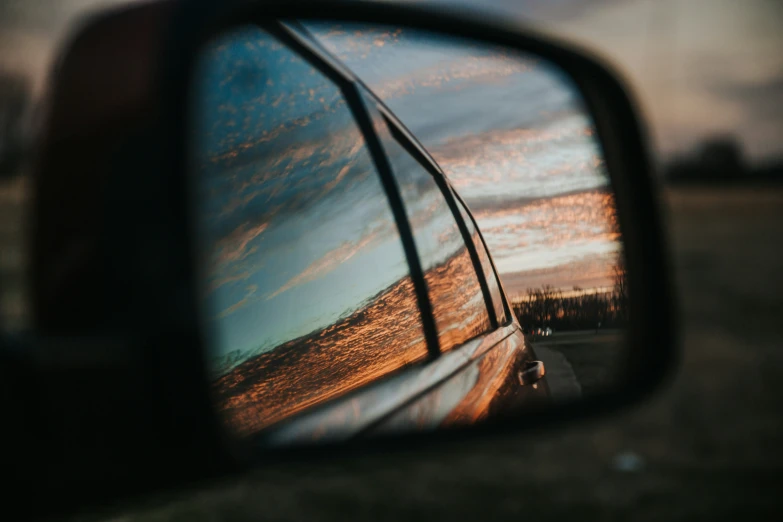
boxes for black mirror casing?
[13,1,677,519]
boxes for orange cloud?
[216,284,259,319]
[370,54,533,101]
[212,221,268,272]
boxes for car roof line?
[279,21,358,83]
[282,21,449,180]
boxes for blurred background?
[1,0,782,520]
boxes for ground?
[533,329,624,399]
[84,186,783,521]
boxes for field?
[75,185,783,521]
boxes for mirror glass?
[187,21,627,449]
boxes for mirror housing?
[12,1,677,519]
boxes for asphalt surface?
[83,185,782,522]
[533,329,625,400]
[533,344,582,401]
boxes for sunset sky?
[305,21,621,296]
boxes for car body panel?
[371,326,548,434]
[253,323,547,446]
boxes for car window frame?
[357,87,499,330]
[375,107,499,329]
[449,188,514,326]
[281,20,502,332]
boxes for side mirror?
[15,0,677,519]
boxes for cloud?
[216,283,258,319]
[499,250,620,297]
[475,189,619,245]
[212,221,268,272]
[267,216,397,299]
[468,188,621,292]
[381,56,532,100]
[431,125,574,166]
[207,270,252,294]
[427,119,605,200]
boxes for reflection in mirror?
[190,26,430,439]
[189,21,626,449]
[307,22,627,404]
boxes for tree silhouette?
[513,270,628,333]
[698,137,745,180]
[665,135,757,184]
[612,254,628,324]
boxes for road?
[532,329,625,401]
[99,185,783,522]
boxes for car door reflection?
[192,26,429,439]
